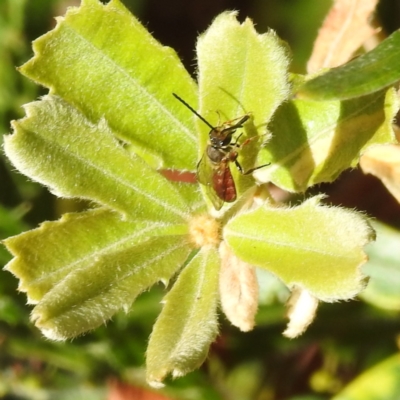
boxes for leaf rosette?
[3,0,398,385]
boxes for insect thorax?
[206,145,226,164]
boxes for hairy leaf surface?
[19,0,197,169]
[146,248,219,386]
[4,208,190,339]
[196,12,291,204]
[224,197,375,301]
[256,89,398,191]
[4,96,191,221]
[300,30,400,100]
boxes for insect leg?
[230,132,270,174]
[232,156,270,175]
[242,162,270,175]
[239,132,269,148]
[231,133,243,148]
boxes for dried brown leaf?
[283,286,319,339]
[219,241,259,332]
[307,0,379,73]
[360,144,400,204]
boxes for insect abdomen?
[213,165,236,202]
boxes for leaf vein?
[64,23,197,144]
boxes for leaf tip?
[283,286,319,338]
[146,365,169,388]
[40,328,67,341]
[172,368,186,378]
[147,379,165,389]
[32,312,67,341]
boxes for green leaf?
[4,208,190,339]
[197,12,290,130]
[4,96,192,222]
[256,88,398,192]
[146,247,220,386]
[332,354,400,400]
[195,12,291,203]
[19,0,198,170]
[4,207,187,301]
[360,222,400,311]
[223,197,374,302]
[298,30,400,101]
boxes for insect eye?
[221,136,232,146]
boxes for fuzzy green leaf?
[19,0,198,170]
[146,247,220,386]
[195,12,291,204]
[256,88,398,192]
[4,208,190,339]
[4,96,192,222]
[299,30,400,101]
[224,197,375,302]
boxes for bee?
[173,93,268,210]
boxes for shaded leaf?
[224,197,374,302]
[299,30,400,100]
[256,89,398,192]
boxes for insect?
[173,93,269,210]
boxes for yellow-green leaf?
[224,197,375,302]
[4,208,190,339]
[146,247,220,386]
[19,0,197,170]
[195,12,291,204]
[4,96,191,222]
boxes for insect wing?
[196,154,224,210]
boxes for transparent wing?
[196,154,224,211]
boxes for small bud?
[188,214,220,248]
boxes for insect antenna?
[173,93,214,130]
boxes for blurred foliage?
[1,0,400,399]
